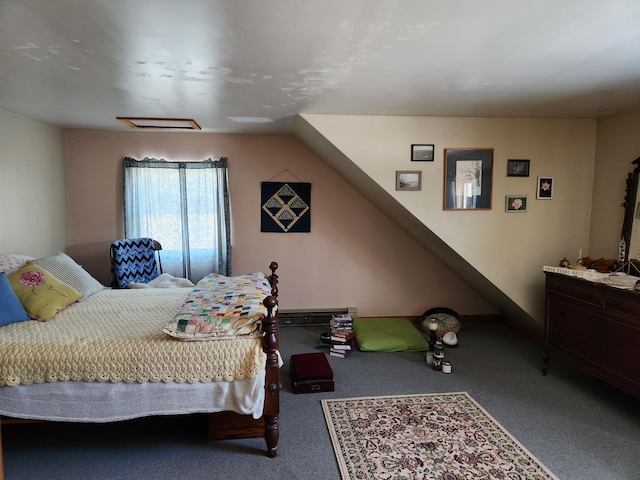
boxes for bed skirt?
[0,374,265,422]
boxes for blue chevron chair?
[109,237,161,288]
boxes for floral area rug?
[321,392,559,480]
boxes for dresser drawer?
[604,291,640,320]
[546,275,603,307]
[547,299,600,361]
[602,318,640,386]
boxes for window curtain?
[123,157,231,282]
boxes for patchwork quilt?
[163,272,273,340]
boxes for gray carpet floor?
[2,320,639,479]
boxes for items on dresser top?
[543,265,640,289]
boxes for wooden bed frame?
[0,261,280,479]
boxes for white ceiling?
[2,0,640,134]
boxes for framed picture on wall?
[507,159,530,177]
[443,148,494,210]
[396,171,422,191]
[505,195,528,212]
[536,176,553,199]
[411,144,435,161]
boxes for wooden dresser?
[544,272,640,399]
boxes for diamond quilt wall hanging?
[261,182,311,233]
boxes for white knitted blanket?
[0,289,266,386]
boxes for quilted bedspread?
[0,288,266,386]
[163,272,273,340]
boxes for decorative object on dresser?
[543,272,640,399]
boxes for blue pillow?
[0,272,31,327]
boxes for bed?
[0,256,281,461]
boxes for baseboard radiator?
[278,307,357,326]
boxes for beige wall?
[300,114,597,324]
[6,107,636,325]
[0,108,67,257]
[65,130,494,317]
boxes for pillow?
[32,252,104,300]
[353,317,430,352]
[0,272,31,327]
[7,262,83,321]
[0,254,35,274]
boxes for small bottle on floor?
[428,322,438,351]
[432,341,445,371]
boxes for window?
[123,157,231,282]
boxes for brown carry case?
[290,352,334,394]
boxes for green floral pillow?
[8,262,83,321]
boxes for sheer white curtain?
[123,157,231,282]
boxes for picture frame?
[411,144,435,161]
[396,170,422,191]
[507,159,530,177]
[505,195,528,212]
[536,176,553,199]
[443,148,494,210]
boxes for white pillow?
[0,254,35,274]
[32,252,104,301]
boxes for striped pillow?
[33,252,104,301]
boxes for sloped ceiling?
[2,0,640,133]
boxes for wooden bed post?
[207,262,280,456]
[262,261,280,457]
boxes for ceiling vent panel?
[117,117,201,130]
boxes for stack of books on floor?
[329,314,357,358]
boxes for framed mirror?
[622,157,640,264]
